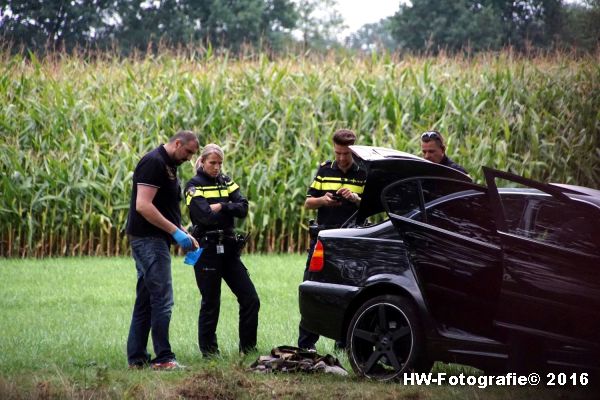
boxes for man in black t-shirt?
[126,130,199,370]
[298,129,366,351]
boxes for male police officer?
[298,129,366,350]
[420,130,468,174]
[126,130,199,370]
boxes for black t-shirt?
[307,160,367,227]
[126,145,182,242]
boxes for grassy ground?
[0,255,593,399]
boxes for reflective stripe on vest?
[185,181,239,205]
[309,176,365,194]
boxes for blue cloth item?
[184,248,203,266]
[172,228,193,250]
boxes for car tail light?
[308,240,324,272]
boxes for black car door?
[385,177,504,336]
[484,167,600,346]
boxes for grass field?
[0,254,593,399]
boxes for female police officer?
[185,144,260,357]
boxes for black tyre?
[346,295,427,381]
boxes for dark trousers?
[298,237,346,350]
[127,237,175,365]
[298,238,320,349]
[193,247,260,355]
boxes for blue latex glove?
[184,248,203,266]
[172,228,193,250]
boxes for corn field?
[1,50,599,257]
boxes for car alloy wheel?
[347,295,425,381]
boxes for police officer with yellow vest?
[298,129,366,350]
[184,144,260,357]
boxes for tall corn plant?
[1,51,598,257]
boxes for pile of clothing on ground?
[249,346,348,376]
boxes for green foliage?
[295,0,346,51]
[3,0,599,55]
[0,52,598,257]
[346,19,397,52]
[390,0,504,53]
[387,0,591,53]
[559,1,600,52]
[0,0,114,51]
[0,0,299,54]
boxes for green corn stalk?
[0,50,598,257]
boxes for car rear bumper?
[299,281,361,341]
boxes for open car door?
[484,167,600,347]
[385,177,504,336]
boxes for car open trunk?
[350,146,472,222]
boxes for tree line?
[348,0,600,53]
[0,1,598,55]
[0,0,344,54]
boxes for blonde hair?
[195,143,224,170]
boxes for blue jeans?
[127,237,176,364]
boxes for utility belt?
[191,226,249,255]
[308,219,342,240]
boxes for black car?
[299,146,600,380]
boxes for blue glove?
[172,228,193,250]
[184,248,203,266]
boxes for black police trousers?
[298,237,345,350]
[298,238,320,349]
[193,246,260,356]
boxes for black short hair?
[169,130,198,145]
[332,129,356,146]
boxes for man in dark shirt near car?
[126,130,199,370]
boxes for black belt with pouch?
[192,227,249,255]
